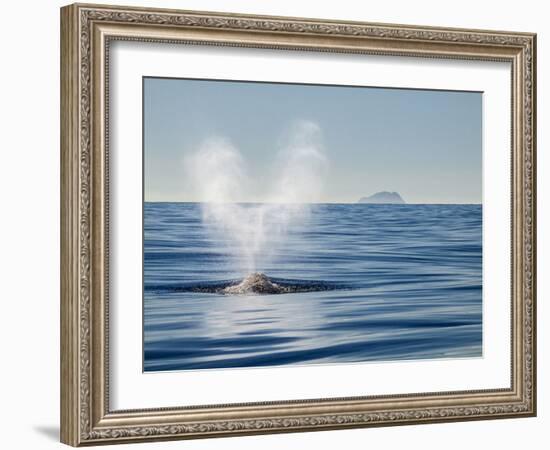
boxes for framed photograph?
[60,3,537,446]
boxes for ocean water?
[144,203,482,372]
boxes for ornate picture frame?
[60,3,536,446]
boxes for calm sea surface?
[144,203,482,372]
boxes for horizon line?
[144,200,482,205]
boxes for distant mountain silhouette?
[358,191,405,204]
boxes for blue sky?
[144,77,482,204]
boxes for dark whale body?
[223,273,286,295]
[157,273,346,295]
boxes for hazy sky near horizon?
[144,77,482,204]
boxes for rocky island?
[358,191,405,204]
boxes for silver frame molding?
[61,3,536,446]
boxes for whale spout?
[223,272,284,295]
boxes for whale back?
[223,272,283,295]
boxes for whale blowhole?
[223,272,284,295]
